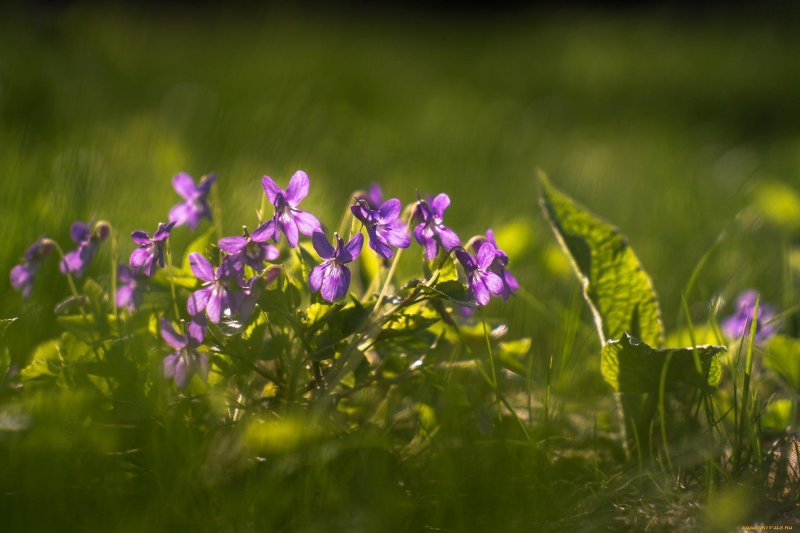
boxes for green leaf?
[21,339,62,380]
[181,227,216,272]
[430,280,469,302]
[538,172,664,347]
[764,335,800,394]
[497,338,532,375]
[601,333,725,393]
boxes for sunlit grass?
[2,4,800,531]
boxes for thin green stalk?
[480,311,501,421]
[165,241,181,320]
[211,177,224,242]
[544,353,553,433]
[738,297,759,471]
[110,229,120,327]
[657,351,674,474]
[372,208,414,313]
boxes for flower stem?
[372,208,415,313]
[110,229,120,326]
[211,178,224,242]
[48,239,91,322]
[165,241,182,320]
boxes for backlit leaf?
[601,333,725,393]
[538,172,664,348]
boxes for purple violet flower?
[351,197,410,259]
[168,172,216,230]
[10,237,53,298]
[473,229,519,300]
[309,231,363,302]
[253,171,322,248]
[130,222,175,277]
[116,265,144,312]
[413,193,461,260]
[355,183,384,210]
[722,290,777,344]
[218,227,280,275]
[187,253,233,323]
[160,317,209,388]
[455,243,504,306]
[230,268,281,322]
[60,220,110,278]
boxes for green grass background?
[2,4,800,530]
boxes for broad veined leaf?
[538,172,664,348]
[601,333,725,394]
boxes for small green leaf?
[538,172,664,348]
[21,339,62,380]
[437,255,459,283]
[431,280,469,302]
[497,338,532,375]
[601,333,725,393]
[181,227,216,272]
[764,335,800,394]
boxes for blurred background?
[2,0,800,363]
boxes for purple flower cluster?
[160,317,209,387]
[60,220,110,278]
[10,238,53,298]
[722,290,777,344]
[10,169,522,388]
[413,193,460,261]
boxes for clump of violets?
[187,253,233,323]
[169,172,216,230]
[160,317,209,387]
[60,220,110,278]
[722,290,777,344]
[218,227,280,279]
[309,231,363,302]
[116,265,144,312]
[455,243,504,306]
[473,229,519,300]
[351,197,410,259]
[130,222,175,277]
[255,171,322,248]
[10,237,53,298]
[8,168,527,392]
[413,193,460,260]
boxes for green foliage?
[601,333,724,393]
[538,171,664,347]
[764,334,800,394]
